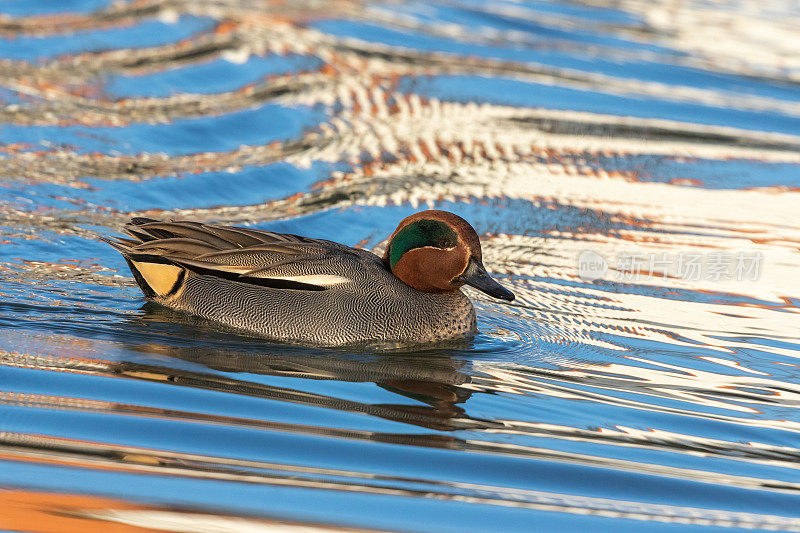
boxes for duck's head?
[383,210,515,301]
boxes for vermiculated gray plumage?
[104,218,477,346]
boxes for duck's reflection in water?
[115,303,479,437]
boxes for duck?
[103,210,514,346]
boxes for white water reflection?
[0,0,799,531]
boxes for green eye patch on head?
[389,219,459,268]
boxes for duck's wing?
[103,218,373,298]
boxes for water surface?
[1,1,800,531]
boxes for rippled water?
[1,1,800,531]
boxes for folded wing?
[103,218,364,298]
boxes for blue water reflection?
[1,0,799,532]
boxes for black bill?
[458,258,515,301]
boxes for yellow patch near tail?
[131,260,183,297]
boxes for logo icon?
[578,250,608,282]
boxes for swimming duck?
[104,210,514,346]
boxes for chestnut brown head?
[383,210,514,301]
